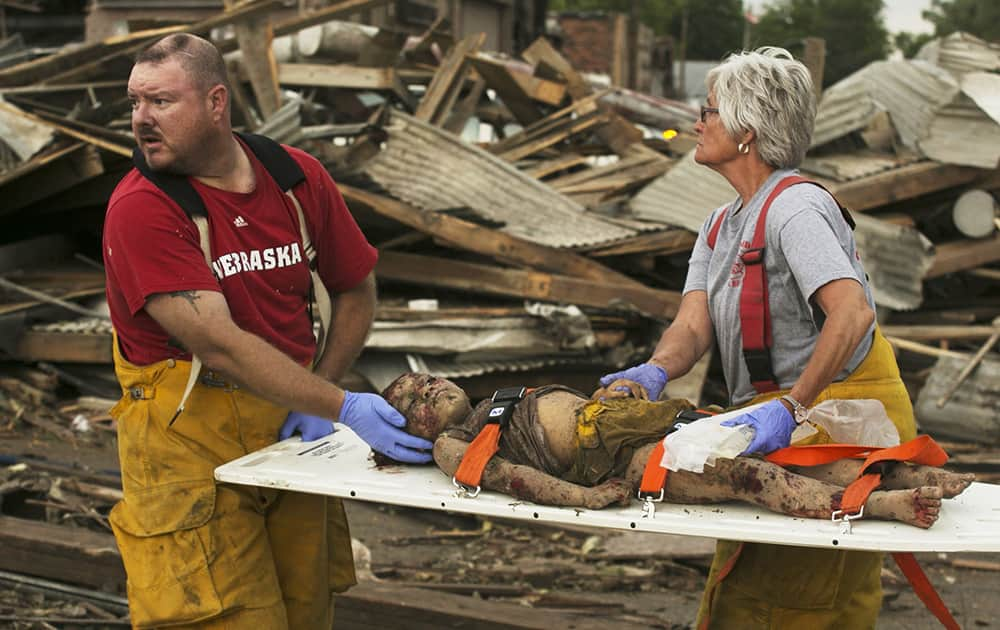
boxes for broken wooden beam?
[0,515,125,592]
[273,62,400,90]
[339,184,644,288]
[925,234,1000,278]
[225,0,281,119]
[376,251,681,319]
[272,0,391,38]
[521,37,642,155]
[414,32,486,127]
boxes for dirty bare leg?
[880,466,974,498]
[789,461,974,499]
[651,457,945,527]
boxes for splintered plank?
[521,37,642,155]
[413,32,486,127]
[0,143,105,214]
[13,331,113,364]
[275,63,399,90]
[469,54,545,125]
[225,0,281,119]
[335,582,621,630]
[273,0,391,37]
[340,184,643,288]
[0,516,125,591]
[584,229,697,258]
[42,0,282,86]
[376,251,681,319]
[925,234,1000,278]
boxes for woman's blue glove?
[279,411,335,442]
[338,391,434,464]
[720,399,796,455]
[599,363,668,401]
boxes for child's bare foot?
[866,486,943,528]
[882,465,975,498]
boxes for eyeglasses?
[700,106,719,122]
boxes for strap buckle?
[638,488,664,519]
[452,476,481,499]
[743,348,777,385]
[831,505,865,534]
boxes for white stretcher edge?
[214,429,1000,553]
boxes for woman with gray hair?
[600,47,916,627]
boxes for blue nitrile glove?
[279,411,336,442]
[599,363,669,401]
[338,391,434,464]
[720,399,796,455]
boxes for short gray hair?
[707,47,815,169]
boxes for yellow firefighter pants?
[108,339,356,629]
[696,327,917,629]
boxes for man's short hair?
[135,33,230,94]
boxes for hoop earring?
[738,142,750,155]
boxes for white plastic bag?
[804,399,899,448]
[660,404,763,473]
[660,399,900,474]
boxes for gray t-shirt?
[683,169,876,405]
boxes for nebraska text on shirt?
[212,242,303,279]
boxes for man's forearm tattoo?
[169,290,201,314]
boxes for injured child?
[382,373,974,529]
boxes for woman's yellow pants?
[109,342,356,629]
[697,328,917,629]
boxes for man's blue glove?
[720,399,796,455]
[279,411,335,442]
[599,363,668,401]
[338,391,434,464]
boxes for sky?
[746,0,935,34]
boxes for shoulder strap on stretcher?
[133,133,331,422]
[452,387,527,495]
[705,176,855,394]
[701,436,957,630]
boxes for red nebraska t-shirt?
[103,142,377,366]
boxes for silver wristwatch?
[781,394,809,425]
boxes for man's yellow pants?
[697,328,917,629]
[109,341,356,629]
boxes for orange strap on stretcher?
[701,435,958,630]
[452,387,528,495]
[637,409,715,514]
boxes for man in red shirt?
[103,32,430,628]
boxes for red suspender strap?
[697,542,746,630]
[706,175,854,395]
[740,175,810,393]
[706,208,728,250]
[892,552,961,630]
[453,387,527,494]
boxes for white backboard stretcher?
[215,428,1000,553]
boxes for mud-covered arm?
[433,435,631,509]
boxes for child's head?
[382,372,471,441]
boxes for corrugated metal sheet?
[961,72,1000,125]
[921,94,1000,169]
[853,213,934,311]
[916,32,1000,76]
[363,111,636,248]
[801,151,921,183]
[408,353,605,379]
[865,60,959,151]
[366,316,593,357]
[628,150,735,232]
[354,351,604,392]
[811,71,883,149]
